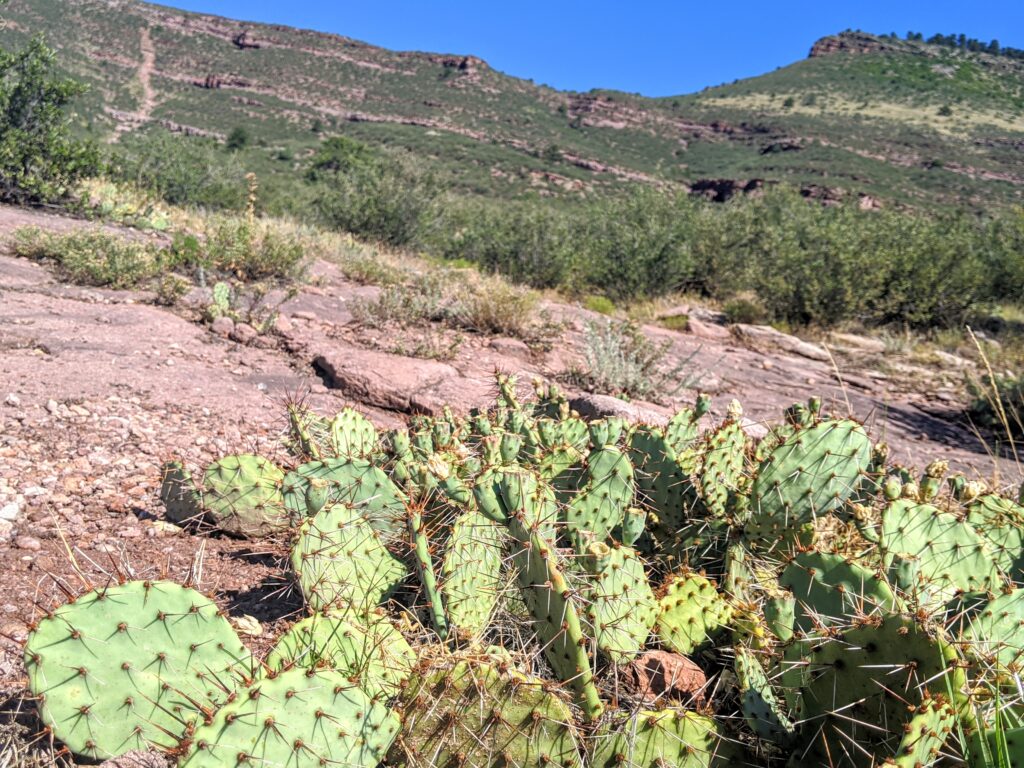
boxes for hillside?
[1,1,1022,209]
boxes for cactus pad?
[159,460,204,526]
[328,407,378,458]
[282,458,407,542]
[392,656,582,768]
[24,580,252,760]
[202,454,288,537]
[883,697,956,768]
[440,510,506,638]
[654,571,732,655]
[735,647,794,746]
[747,419,871,546]
[264,611,414,699]
[583,542,657,662]
[590,709,738,768]
[179,667,399,768]
[779,551,901,635]
[291,501,406,613]
[880,499,1001,605]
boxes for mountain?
[2,0,1022,210]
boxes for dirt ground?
[0,203,1018,765]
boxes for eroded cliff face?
[809,31,904,58]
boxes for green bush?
[13,226,161,288]
[198,217,306,282]
[108,131,247,211]
[0,37,99,204]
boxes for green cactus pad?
[698,416,747,519]
[392,655,582,768]
[961,589,1024,673]
[747,419,871,546]
[880,499,1001,605]
[264,611,414,699]
[786,614,965,767]
[654,571,733,655]
[291,501,406,613]
[779,551,901,635]
[583,542,657,662]
[202,454,288,537]
[664,403,703,457]
[282,458,407,542]
[24,580,252,760]
[735,647,795,746]
[590,709,739,768]
[628,425,691,537]
[159,460,204,526]
[883,697,956,768]
[179,667,399,768]
[440,510,506,638]
[328,406,378,458]
[563,443,635,549]
[488,469,605,720]
[967,493,1024,579]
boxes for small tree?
[225,126,250,151]
[0,36,99,204]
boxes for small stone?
[0,502,19,522]
[292,311,317,321]
[230,322,258,345]
[45,399,59,414]
[119,527,143,539]
[15,535,41,551]
[272,313,294,334]
[4,393,19,406]
[69,404,90,417]
[210,316,234,338]
[230,614,264,637]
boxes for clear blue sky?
[161,1,1024,97]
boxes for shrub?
[722,293,770,325]
[0,37,99,204]
[108,130,247,211]
[199,216,306,282]
[225,126,250,151]
[449,273,540,339]
[567,319,701,402]
[13,226,161,288]
[583,295,616,315]
[968,371,1024,439]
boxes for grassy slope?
[1,0,1022,209]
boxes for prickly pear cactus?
[563,435,635,550]
[291,501,406,613]
[264,610,414,699]
[582,542,657,662]
[735,647,795,746]
[960,589,1024,673]
[486,469,605,720]
[590,709,738,768]
[880,499,1001,605]
[628,425,691,539]
[697,403,748,519]
[282,458,406,542]
[881,696,956,768]
[654,571,732,655]
[440,509,506,638]
[779,551,901,635]
[966,493,1024,578]
[285,402,331,461]
[179,667,400,768]
[329,406,378,458]
[746,419,871,547]
[202,454,288,537]
[24,580,252,760]
[785,614,965,767]
[159,460,204,525]
[391,655,582,768]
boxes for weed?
[449,273,540,339]
[13,226,161,288]
[582,295,616,316]
[566,318,703,402]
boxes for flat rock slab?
[733,323,830,362]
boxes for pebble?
[230,323,258,345]
[210,316,234,337]
[4,393,19,406]
[14,535,41,551]
[0,502,19,522]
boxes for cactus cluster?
[26,375,1024,767]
